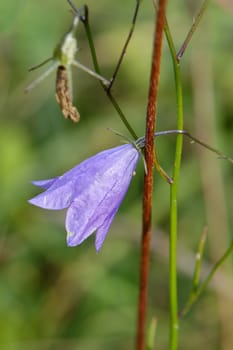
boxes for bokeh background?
[0,0,233,349]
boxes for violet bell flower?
[29,143,140,251]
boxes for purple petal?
[95,210,118,251]
[28,179,74,209]
[29,145,130,206]
[29,143,140,250]
[31,178,58,189]
[65,144,139,249]
[66,201,101,246]
[52,144,137,194]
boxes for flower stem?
[176,0,210,62]
[107,0,141,92]
[137,129,233,164]
[191,226,208,292]
[180,240,233,317]
[146,317,157,350]
[137,1,167,349]
[81,5,138,140]
[164,19,183,350]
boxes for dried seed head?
[55,65,80,122]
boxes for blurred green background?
[0,1,233,349]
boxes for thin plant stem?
[146,317,157,350]
[67,0,85,20]
[107,94,138,140]
[164,19,183,350]
[156,130,233,164]
[180,132,233,163]
[80,5,138,140]
[180,240,233,317]
[176,0,210,62]
[137,1,167,349]
[72,60,110,85]
[107,0,141,92]
[135,129,233,164]
[28,57,53,71]
[192,225,208,292]
[25,61,58,92]
[80,6,100,73]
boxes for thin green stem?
[181,132,233,164]
[80,5,138,140]
[81,6,100,73]
[107,94,138,140]
[180,240,233,317]
[164,19,183,350]
[107,0,141,92]
[177,226,208,318]
[192,226,208,291]
[176,0,210,62]
[28,57,53,71]
[146,318,157,350]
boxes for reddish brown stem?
[136,1,167,350]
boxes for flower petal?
[95,210,118,251]
[65,145,139,249]
[31,178,58,189]
[65,200,103,246]
[29,143,140,249]
[28,180,74,210]
[53,144,137,194]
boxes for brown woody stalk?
[136,1,167,350]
